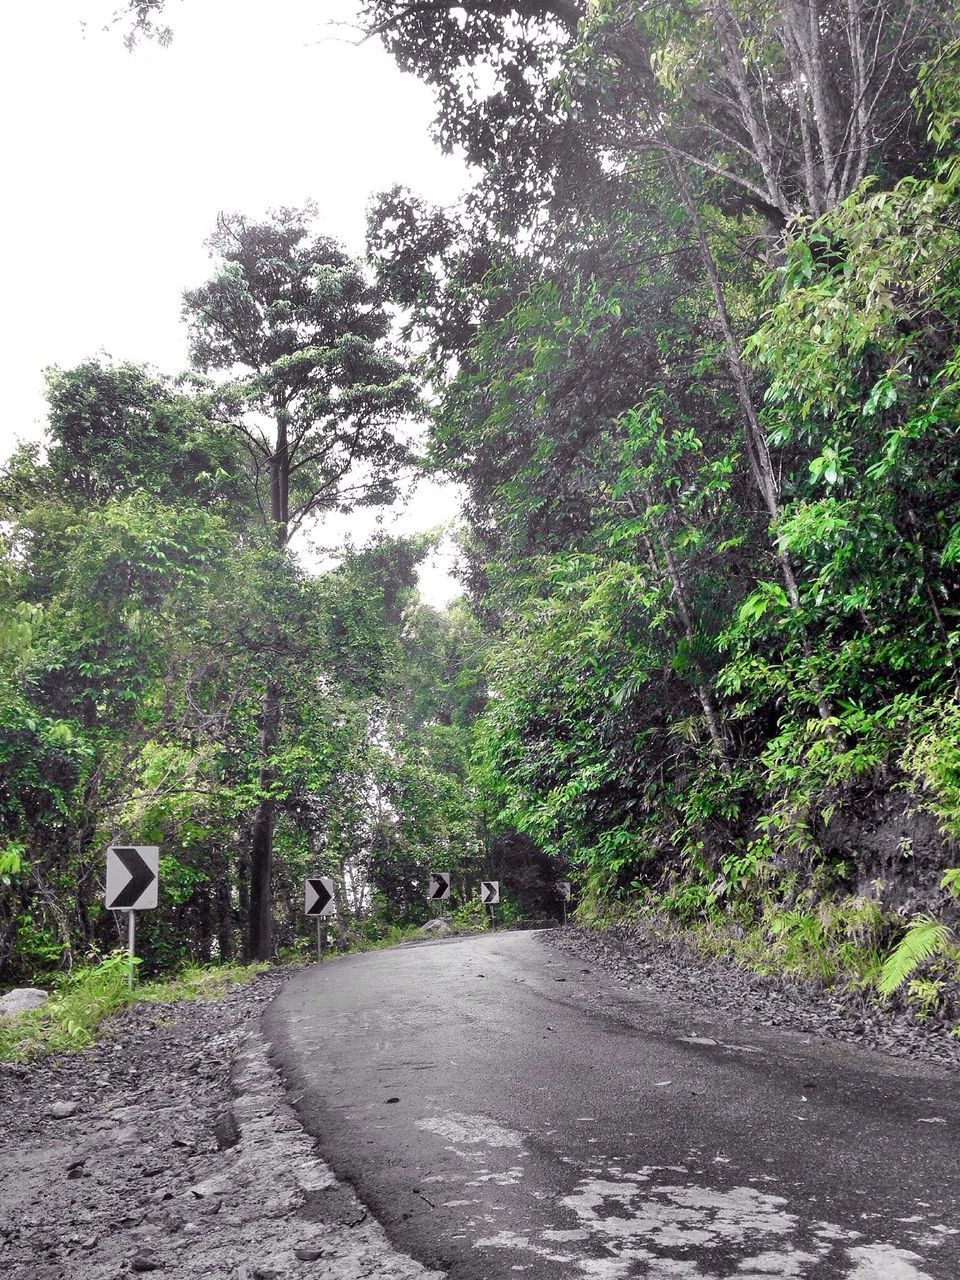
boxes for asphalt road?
[264,930,960,1280]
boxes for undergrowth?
[575,872,960,1030]
[0,952,268,1063]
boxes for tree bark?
[246,408,291,960]
[247,680,281,960]
[216,869,234,962]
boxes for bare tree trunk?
[711,0,791,217]
[237,845,249,950]
[195,883,212,964]
[247,680,281,961]
[660,146,834,722]
[246,415,292,960]
[216,872,234,962]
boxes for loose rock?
[0,988,49,1017]
[44,1100,79,1119]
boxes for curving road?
[264,930,960,1279]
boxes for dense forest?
[3,1,960,1023]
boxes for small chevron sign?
[480,880,500,905]
[105,847,159,911]
[428,871,451,901]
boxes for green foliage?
[0,954,266,1062]
[10,5,960,1005]
[878,916,956,997]
[449,892,490,933]
[687,893,887,990]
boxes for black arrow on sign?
[110,847,156,909]
[481,881,498,904]
[307,878,333,915]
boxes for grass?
[0,953,268,1063]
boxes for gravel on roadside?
[546,922,960,1070]
[0,967,441,1280]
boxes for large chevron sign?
[305,876,336,918]
[105,846,159,911]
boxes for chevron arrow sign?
[480,880,500,905]
[557,880,572,901]
[305,876,336,918]
[427,871,451,901]
[105,847,159,910]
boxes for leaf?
[877,916,953,996]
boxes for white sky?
[0,0,467,603]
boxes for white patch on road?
[845,1244,934,1279]
[736,1249,821,1276]
[474,1229,578,1263]
[466,1166,525,1187]
[812,1222,862,1243]
[473,1167,945,1280]
[562,1178,798,1251]
[416,1112,524,1148]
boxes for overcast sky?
[0,0,468,601]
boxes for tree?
[182,207,416,959]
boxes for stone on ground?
[417,918,451,936]
[0,987,49,1017]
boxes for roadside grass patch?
[0,953,267,1063]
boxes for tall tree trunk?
[659,145,834,724]
[195,883,212,965]
[246,419,291,960]
[247,680,281,961]
[216,869,234,962]
[237,845,249,951]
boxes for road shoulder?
[0,967,441,1280]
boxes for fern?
[877,915,954,997]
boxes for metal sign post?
[105,846,160,990]
[127,910,136,989]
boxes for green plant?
[906,976,944,1019]
[661,880,716,923]
[449,892,490,932]
[0,954,266,1062]
[877,916,955,996]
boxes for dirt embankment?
[547,922,960,1071]
[0,969,441,1280]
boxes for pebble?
[45,1100,79,1118]
[130,1253,163,1272]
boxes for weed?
[0,953,267,1063]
